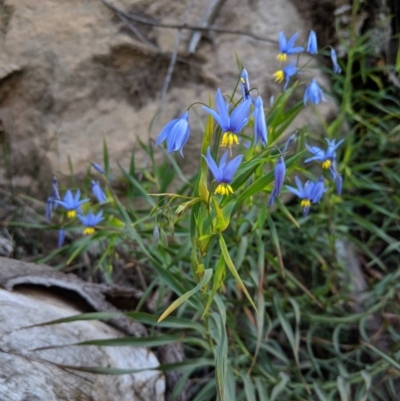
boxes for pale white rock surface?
[0,286,165,401]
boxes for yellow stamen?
[322,160,332,169]
[277,53,287,62]
[240,77,246,84]
[83,227,95,235]
[214,184,234,196]
[221,132,239,149]
[273,70,284,83]
[67,210,77,219]
[300,199,311,208]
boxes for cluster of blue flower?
[156,31,343,216]
[46,163,107,246]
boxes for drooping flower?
[307,31,318,54]
[330,48,342,74]
[304,79,326,105]
[156,111,190,157]
[277,32,304,61]
[203,89,252,150]
[46,197,53,221]
[273,61,299,90]
[240,69,251,100]
[268,156,286,206]
[77,210,104,235]
[304,138,344,174]
[51,176,60,201]
[311,176,327,203]
[58,228,66,248]
[286,176,315,217]
[253,96,268,147]
[203,147,243,196]
[91,180,107,204]
[54,189,90,219]
[91,162,106,175]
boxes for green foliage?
[26,9,400,401]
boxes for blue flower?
[305,138,344,174]
[304,79,326,105]
[91,180,107,204]
[77,210,104,235]
[286,176,315,217]
[277,32,304,61]
[58,228,66,248]
[273,61,299,90]
[268,156,286,206]
[203,147,243,196]
[156,111,190,157]
[54,189,90,219]
[240,69,251,100]
[307,31,318,54]
[330,48,342,74]
[253,96,268,147]
[91,162,106,175]
[311,176,327,203]
[283,133,296,154]
[203,89,252,149]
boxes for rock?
[0,0,337,189]
[0,257,165,401]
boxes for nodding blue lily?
[203,147,243,196]
[283,133,296,154]
[304,79,326,105]
[91,180,107,204]
[286,176,315,217]
[304,138,344,175]
[330,48,342,74]
[253,96,268,147]
[77,210,104,235]
[46,176,61,220]
[54,189,90,219]
[277,32,304,61]
[311,176,327,203]
[156,111,190,157]
[58,228,66,248]
[91,162,106,175]
[268,156,286,206]
[273,61,299,90]
[307,31,318,54]
[240,69,251,100]
[203,89,252,150]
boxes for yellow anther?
[83,227,95,235]
[221,132,239,149]
[300,199,311,208]
[240,77,246,84]
[273,70,284,83]
[277,53,287,62]
[322,160,332,169]
[214,184,234,196]
[67,210,77,219]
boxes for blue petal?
[179,125,191,157]
[287,46,304,54]
[222,154,243,183]
[229,98,251,133]
[219,150,229,171]
[254,96,268,146]
[203,147,221,182]
[278,31,287,52]
[216,89,229,128]
[286,185,302,198]
[286,32,299,50]
[167,119,189,153]
[202,105,223,129]
[156,119,178,146]
[294,176,304,194]
[58,229,66,248]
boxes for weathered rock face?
[0,257,165,401]
[0,0,335,190]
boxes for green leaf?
[158,268,212,322]
[219,234,257,311]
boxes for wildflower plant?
[37,28,377,401]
